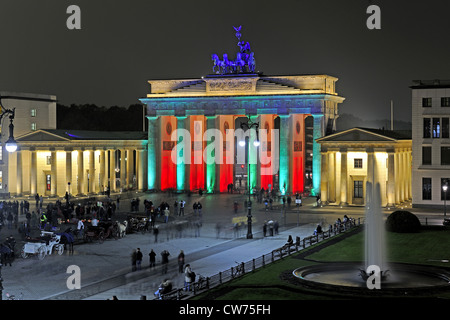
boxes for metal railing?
[156,218,361,300]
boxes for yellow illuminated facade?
[8,129,147,197]
[317,127,412,207]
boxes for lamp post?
[0,107,17,153]
[239,119,259,239]
[443,184,448,217]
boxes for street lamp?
[239,119,259,239]
[0,95,17,153]
[443,184,448,217]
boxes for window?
[354,158,363,168]
[422,146,432,165]
[422,178,432,200]
[46,156,52,165]
[442,97,450,107]
[441,178,450,201]
[443,118,449,138]
[31,123,37,131]
[422,97,432,107]
[423,118,431,138]
[433,118,441,138]
[441,147,450,165]
[30,109,36,117]
[46,174,51,191]
[354,181,363,198]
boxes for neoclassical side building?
[317,127,412,207]
[8,129,147,197]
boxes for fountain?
[292,182,450,296]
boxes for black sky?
[0,0,449,123]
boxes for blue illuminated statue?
[212,26,256,74]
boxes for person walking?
[178,250,185,273]
[136,248,143,270]
[161,250,170,274]
[184,264,194,291]
[149,249,156,268]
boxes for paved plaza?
[0,191,445,300]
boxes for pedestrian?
[161,250,170,274]
[136,248,143,270]
[164,207,170,223]
[149,249,156,268]
[184,264,194,291]
[179,200,185,216]
[178,250,185,273]
[131,249,137,272]
[193,202,198,215]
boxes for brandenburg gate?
[141,27,345,196]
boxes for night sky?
[1,0,450,123]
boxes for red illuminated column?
[185,115,206,191]
[159,116,177,191]
[214,115,235,193]
[257,114,276,193]
[291,114,306,194]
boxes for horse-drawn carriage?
[84,221,119,243]
[21,231,65,260]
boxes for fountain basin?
[293,262,450,296]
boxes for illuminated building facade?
[140,73,345,195]
[411,80,450,208]
[9,129,147,197]
[317,127,412,207]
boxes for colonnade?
[147,112,310,195]
[9,146,147,197]
[320,147,412,207]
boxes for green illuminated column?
[312,114,324,196]
[205,116,216,193]
[248,115,258,194]
[278,115,291,195]
[176,116,187,192]
[147,116,158,190]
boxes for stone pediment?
[317,128,397,143]
[17,130,70,142]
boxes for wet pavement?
[0,191,445,300]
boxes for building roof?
[410,79,450,89]
[17,129,148,142]
[316,127,412,144]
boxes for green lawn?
[193,226,450,300]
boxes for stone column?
[328,151,336,203]
[176,116,187,192]
[312,114,325,196]
[77,150,84,195]
[137,149,146,191]
[87,150,94,194]
[205,115,216,193]
[340,150,348,206]
[320,152,328,203]
[50,150,57,197]
[120,149,126,190]
[147,116,159,190]
[109,150,116,192]
[66,150,72,194]
[278,115,291,195]
[387,150,396,207]
[99,149,105,193]
[126,149,134,188]
[16,150,23,196]
[30,149,37,196]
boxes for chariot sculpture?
[212,26,256,74]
